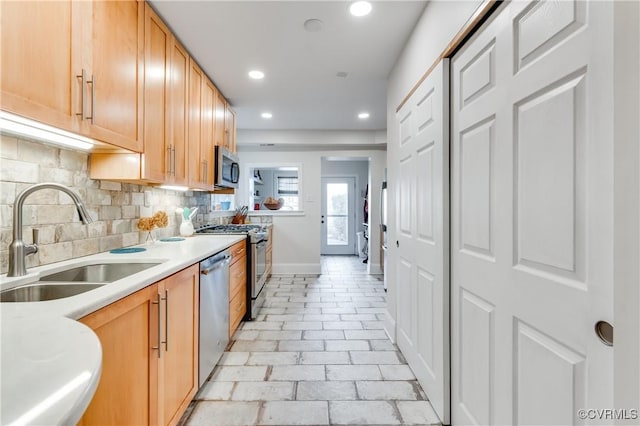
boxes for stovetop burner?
[195,224,267,243]
[197,224,264,233]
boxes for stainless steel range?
[196,224,268,319]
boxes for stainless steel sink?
[0,283,105,302]
[39,262,161,283]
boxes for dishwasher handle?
[201,255,231,275]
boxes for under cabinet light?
[158,185,189,192]
[0,111,95,151]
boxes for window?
[277,176,299,210]
[249,165,302,211]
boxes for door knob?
[595,321,613,346]
[396,240,399,248]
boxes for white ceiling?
[148,1,427,131]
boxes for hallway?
[181,256,440,425]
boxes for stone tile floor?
[180,256,441,426]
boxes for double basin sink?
[0,262,161,302]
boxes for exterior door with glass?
[321,177,356,255]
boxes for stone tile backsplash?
[0,134,231,274]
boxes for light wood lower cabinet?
[266,226,273,277]
[79,264,198,426]
[229,240,247,337]
[159,265,199,426]
[78,285,158,426]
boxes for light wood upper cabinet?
[88,5,187,184]
[214,90,227,149]
[0,1,80,133]
[202,79,216,188]
[142,3,171,182]
[225,103,237,152]
[78,0,144,152]
[1,0,144,152]
[187,59,204,189]
[79,265,199,426]
[168,36,190,186]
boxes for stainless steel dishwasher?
[199,249,231,386]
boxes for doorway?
[321,177,356,255]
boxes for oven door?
[253,240,268,297]
[251,239,268,318]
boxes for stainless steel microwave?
[214,146,240,189]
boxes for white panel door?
[321,177,356,255]
[396,60,449,424]
[451,1,613,424]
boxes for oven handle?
[201,255,231,275]
[256,241,267,249]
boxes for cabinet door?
[225,104,236,152]
[202,79,216,188]
[266,247,273,277]
[187,58,204,188]
[169,38,189,185]
[82,0,144,152]
[159,265,199,426]
[230,284,247,338]
[1,0,80,133]
[142,4,170,182]
[79,285,159,426]
[214,90,226,148]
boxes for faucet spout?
[7,183,93,277]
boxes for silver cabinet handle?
[76,69,87,120]
[201,255,231,275]
[166,146,172,177]
[172,146,176,176]
[163,289,169,351]
[86,75,95,124]
[152,292,162,358]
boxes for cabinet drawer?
[229,285,246,337]
[229,240,247,266]
[229,256,246,301]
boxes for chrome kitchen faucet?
[7,183,93,277]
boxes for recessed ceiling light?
[350,1,372,17]
[248,70,265,80]
[261,112,273,119]
[358,112,370,119]
[304,18,324,32]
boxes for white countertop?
[0,234,245,426]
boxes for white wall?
[238,129,386,147]
[385,0,483,339]
[237,144,386,275]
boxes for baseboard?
[272,263,321,275]
[368,262,383,275]
[383,308,396,343]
